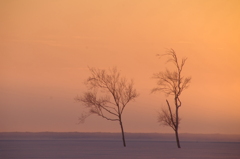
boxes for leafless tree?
[152,49,191,148]
[75,67,139,147]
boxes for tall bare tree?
[75,67,139,147]
[152,49,191,148]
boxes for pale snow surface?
[0,132,240,159]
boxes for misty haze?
[1,0,240,158]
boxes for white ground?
[0,132,240,159]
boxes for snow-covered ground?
[0,132,240,159]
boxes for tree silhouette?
[75,67,139,147]
[152,49,191,148]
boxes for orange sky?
[1,0,240,134]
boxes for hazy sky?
[1,0,240,134]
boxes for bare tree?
[152,49,191,148]
[75,67,139,147]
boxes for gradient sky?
[1,0,240,134]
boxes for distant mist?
[0,132,239,143]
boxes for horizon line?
[1,131,240,135]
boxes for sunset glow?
[1,0,240,134]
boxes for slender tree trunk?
[175,129,181,148]
[119,117,126,147]
[175,98,181,148]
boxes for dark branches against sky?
[152,48,191,148]
[75,67,139,147]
